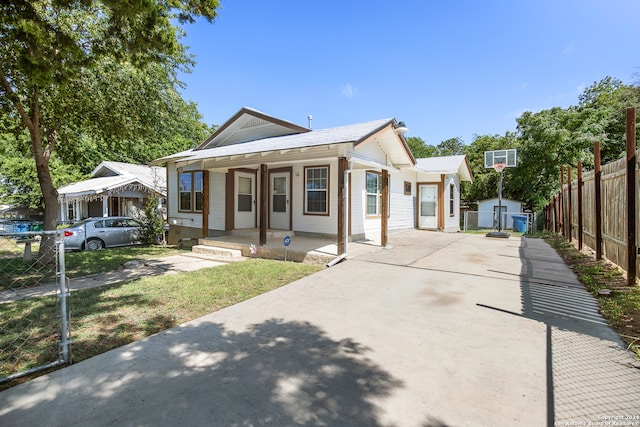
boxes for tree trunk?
[28,125,58,265]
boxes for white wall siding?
[291,159,338,236]
[389,169,416,231]
[349,170,366,237]
[349,140,387,165]
[443,174,460,232]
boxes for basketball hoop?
[493,163,506,173]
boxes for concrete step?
[192,245,243,258]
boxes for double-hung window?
[366,171,382,216]
[179,171,204,212]
[304,166,329,215]
[449,183,456,216]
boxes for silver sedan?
[63,217,144,251]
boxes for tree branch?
[0,69,34,132]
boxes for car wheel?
[85,238,104,251]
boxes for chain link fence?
[0,229,71,384]
[463,211,538,234]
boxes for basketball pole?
[486,162,509,238]
[497,167,503,232]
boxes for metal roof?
[415,155,473,182]
[178,118,394,163]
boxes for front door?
[419,184,438,229]
[269,171,290,230]
[235,172,255,228]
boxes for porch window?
[449,183,455,216]
[179,171,204,212]
[238,176,252,212]
[366,171,382,216]
[67,202,76,221]
[304,166,329,215]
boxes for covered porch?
[189,229,380,265]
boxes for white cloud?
[341,83,357,98]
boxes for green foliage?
[437,137,465,156]
[0,0,220,234]
[140,191,167,245]
[461,133,519,203]
[405,136,439,158]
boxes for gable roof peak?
[196,107,310,150]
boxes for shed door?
[419,185,438,229]
[235,172,255,229]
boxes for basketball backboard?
[484,149,517,169]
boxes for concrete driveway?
[1,231,639,426]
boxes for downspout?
[327,161,352,267]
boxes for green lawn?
[0,258,323,385]
[0,243,187,292]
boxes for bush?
[140,192,166,245]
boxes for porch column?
[202,170,209,238]
[60,198,66,223]
[381,169,389,247]
[102,196,109,217]
[337,157,347,254]
[259,164,268,246]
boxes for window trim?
[303,165,330,216]
[449,182,456,217]
[366,170,382,218]
[404,181,412,196]
[178,170,204,213]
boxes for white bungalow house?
[153,107,473,256]
[57,161,166,223]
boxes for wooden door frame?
[416,181,444,230]
[226,167,258,231]
[268,167,292,230]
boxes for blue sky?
[177,0,639,146]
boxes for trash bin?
[511,215,528,233]
[13,222,30,233]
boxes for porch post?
[225,170,234,231]
[102,196,109,217]
[337,157,346,254]
[381,169,389,247]
[202,170,209,238]
[259,164,268,246]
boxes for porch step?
[229,229,294,239]
[192,245,243,258]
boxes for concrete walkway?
[0,253,231,304]
[1,231,639,426]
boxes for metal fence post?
[57,231,71,364]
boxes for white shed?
[476,198,523,229]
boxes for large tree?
[0,0,219,261]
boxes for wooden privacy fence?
[544,107,639,287]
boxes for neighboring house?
[153,107,473,252]
[0,204,43,221]
[57,161,166,223]
[476,198,524,229]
